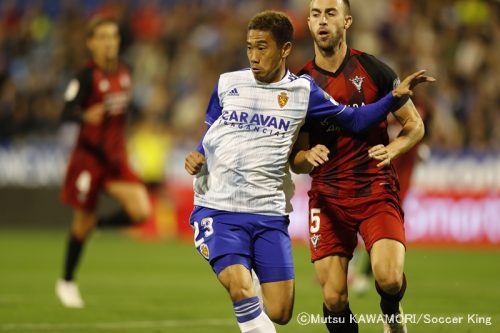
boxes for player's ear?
[344,15,352,30]
[281,41,292,59]
[307,15,313,33]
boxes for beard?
[313,30,343,54]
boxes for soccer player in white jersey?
[184,10,434,333]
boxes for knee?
[228,282,254,302]
[324,290,349,313]
[266,305,293,325]
[132,205,151,223]
[71,215,96,239]
[129,200,151,223]
[373,264,403,294]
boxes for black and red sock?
[63,233,85,281]
[375,273,407,315]
[323,303,358,333]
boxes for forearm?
[196,125,211,155]
[334,93,404,133]
[290,150,314,174]
[387,120,424,159]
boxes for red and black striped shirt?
[62,61,132,164]
[300,48,408,198]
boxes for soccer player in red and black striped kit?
[56,18,150,308]
[290,0,425,332]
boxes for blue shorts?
[189,206,294,283]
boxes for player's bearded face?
[246,30,287,83]
[308,1,349,52]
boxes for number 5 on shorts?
[310,208,321,233]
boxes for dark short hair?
[247,10,294,47]
[87,17,119,38]
[309,0,351,15]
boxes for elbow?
[419,120,425,141]
[415,119,425,142]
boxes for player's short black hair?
[87,17,119,38]
[248,10,294,47]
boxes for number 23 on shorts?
[193,217,214,259]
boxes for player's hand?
[83,103,106,125]
[368,144,396,168]
[185,151,205,175]
[304,144,330,168]
[392,70,436,98]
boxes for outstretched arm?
[307,70,435,133]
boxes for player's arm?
[61,68,105,125]
[289,132,330,174]
[305,70,434,133]
[369,100,424,167]
[185,81,222,176]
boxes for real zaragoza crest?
[200,243,210,259]
[278,92,289,108]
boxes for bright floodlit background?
[0,1,498,333]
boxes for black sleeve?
[60,67,93,123]
[357,53,409,110]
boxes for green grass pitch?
[0,229,499,332]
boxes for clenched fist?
[185,151,205,175]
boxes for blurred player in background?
[290,0,426,332]
[56,17,151,308]
[185,10,432,333]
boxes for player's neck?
[94,58,118,72]
[314,41,348,73]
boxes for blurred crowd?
[0,0,498,155]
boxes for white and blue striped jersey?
[193,68,398,216]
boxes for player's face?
[308,0,351,52]
[88,23,120,63]
[246,29,291,83]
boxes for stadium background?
[0,0,499,332]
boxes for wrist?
[392,89,401,98]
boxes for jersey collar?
[312,47,351,77]
[254,69,291,86]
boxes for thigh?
[308,195,358,261]
[189,206,253,275]
[358,194,406,253]
[61,150,104,211]
[370,238,405,282]
[253,218,294,284]
[105,181,149,218]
